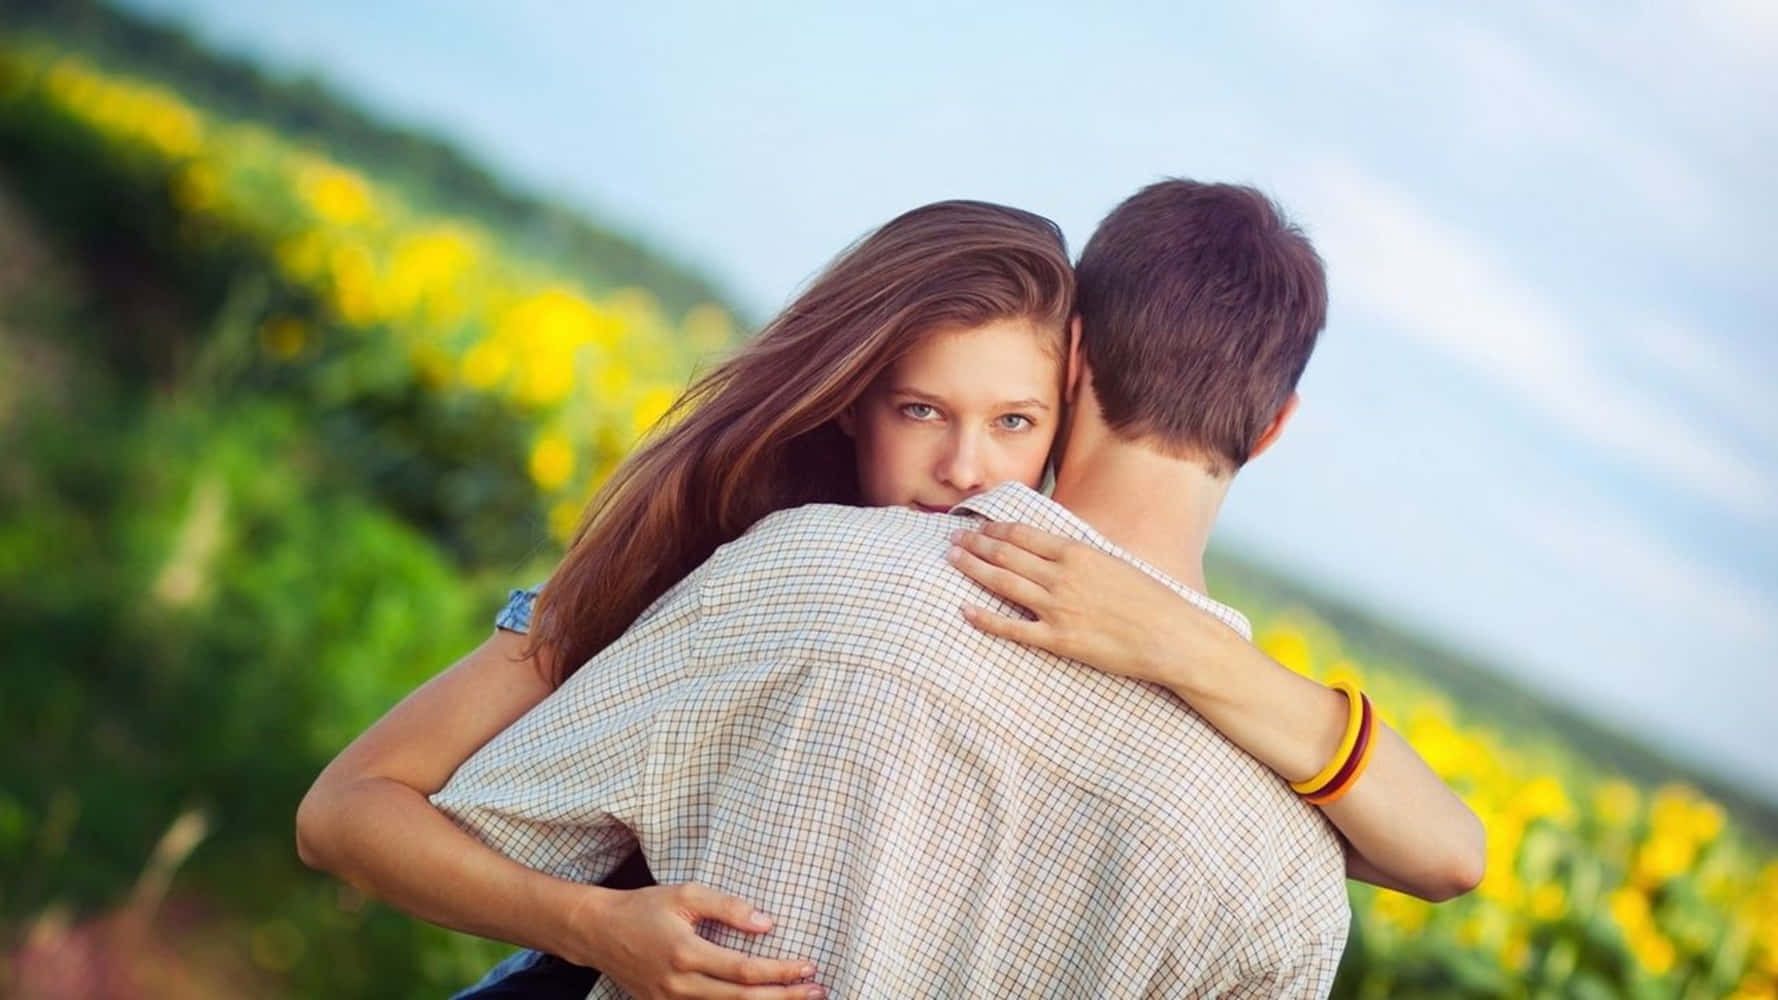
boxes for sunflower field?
[1250,615,1778,999]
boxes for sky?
[116,1,1778,795]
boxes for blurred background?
[1,0,1772,996]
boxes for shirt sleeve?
[1148,906,1346,999]
[432,567,708,885]
[1217,931,1345,999]
[493,585,543,634]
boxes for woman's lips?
[913,502,952,514]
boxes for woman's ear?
[836,404,857,437]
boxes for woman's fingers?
[670,972,826,1000]
[695,938,818,987]
[950,528,1059,590]
[677,884,775,934]
[672,936,820,989]
[671,885,819,985]
[947,542,1052,610]
[976,520,1072,560]
[962,603,1055,651]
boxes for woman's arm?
[946,523,1485,903]
[294,626,824,999]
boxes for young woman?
[297,200,1482,1000]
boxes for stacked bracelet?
[1290,680,1377,806]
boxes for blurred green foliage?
[1,395,510,994]
[0,8,610,993]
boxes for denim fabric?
[494,586,541,634]
[449,948,598,1000]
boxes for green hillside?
[1,0,739,321]
[0,4,750,994]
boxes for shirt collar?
[952,482,1252,640]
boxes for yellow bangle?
[1290,680,1364,795]
[1306,705,1376,806]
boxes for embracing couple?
[297,179,1484,998]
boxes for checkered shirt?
[433,482,1350,998]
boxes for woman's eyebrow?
[891,387,1052,411]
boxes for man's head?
[1068,179,1326,476]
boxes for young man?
[433,180,1349,997]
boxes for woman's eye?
[900,403,939,420]
[996,414,1034,431]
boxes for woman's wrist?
[1150,623,1356,786]
[1149,617,1244,704]
[532,876,620,967]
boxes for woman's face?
[842,317,1063,511]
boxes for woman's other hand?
[948,521,1487,903]
[295,626,828,996]
[583,883,824,1000]
[947,521,1236,688]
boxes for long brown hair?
[529,200,1074,684]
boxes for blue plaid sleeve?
[493,585,542,634]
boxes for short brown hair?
[1075,179,1325,474]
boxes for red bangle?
[1304,694,1376,806]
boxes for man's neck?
[1049,422,1231,595]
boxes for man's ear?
[1248,392,1299,461]
[1064,315,1084,404]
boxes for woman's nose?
[937,429,986,493]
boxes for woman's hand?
[946,521,1237,688]
[949,521,1487,903]
[577,883,824,1000]
[583,879,824,996]
[296,628,827,997]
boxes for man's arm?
[1148,923,1346,1000]
[428,574,708,876]
[1218,933,1346,1000]
[297,626,627,964]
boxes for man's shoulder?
[1149,727,1348,864]
[1132,771,1348,988]
[749,501,926,537]
[729,503,968,566]
[703,503,965,604]
[1187,776,1351,948]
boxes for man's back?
[436,484,1349,997]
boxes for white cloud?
[1511,490,1778,652]
[1443,22,1729,235]
[1261,4,1773,293]
[1628,318,1778,449]
[1539,1,1778,117]
[1290,157,1774,522]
